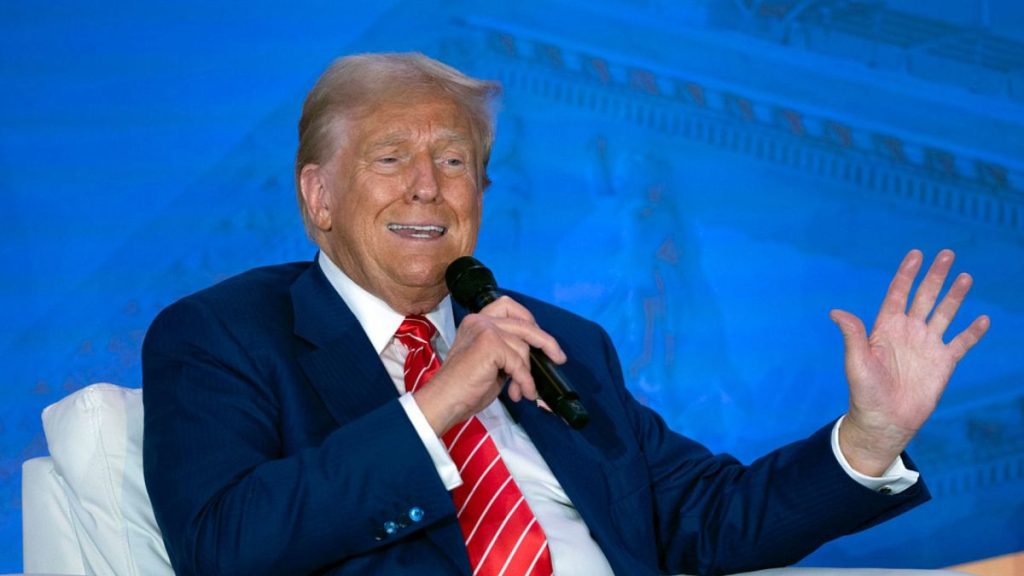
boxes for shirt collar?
[317,251,455,354]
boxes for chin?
[394,261,447,287]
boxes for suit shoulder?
[187,262,310,307]
[147,261,310,342]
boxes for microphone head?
[446,256,498,310]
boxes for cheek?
[459,196,483,249]
[338,182,390,234]
[469,200,482,231]
[456,181,483,220]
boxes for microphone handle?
[528,348,590,429]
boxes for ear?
[299,164,332,232]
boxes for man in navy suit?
[142,53,990,576]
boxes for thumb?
[829,309,869,361]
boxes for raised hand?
[829,249,990,476]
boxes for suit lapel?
[291,262,398,424]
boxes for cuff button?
[409,506,425,522]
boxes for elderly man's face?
[309,96,483,313]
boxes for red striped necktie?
[396,315,553,576]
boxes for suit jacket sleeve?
[591,325,931,575]
[142,295,458,576]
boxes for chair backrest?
[23,383,172,575]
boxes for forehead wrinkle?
[436,128,470,143]
[366,126,472,150]
[364,129,411,152]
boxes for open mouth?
[387,223,447,239]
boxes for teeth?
[387,224,447,238]
[388,224,445,232]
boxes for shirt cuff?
[399,393,463,491]
[831,415,919,495]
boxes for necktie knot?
[395,315,437,349]
[396,315,440,394]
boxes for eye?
[371,154,403,174]
[438,152,470,172]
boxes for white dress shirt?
[317,252,917,575]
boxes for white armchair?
[22,384,172,575]
[22,384,970,576]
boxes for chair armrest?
[22,456,87,574]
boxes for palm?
[855,312,955,433]
[831,249,989,474]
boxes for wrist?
[412,383,471,437]
[838,413,910,477]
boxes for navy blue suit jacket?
[142,260,929,576]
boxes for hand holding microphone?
[446,257,589,429]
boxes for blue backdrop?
[2,1,1022,571]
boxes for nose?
[408,153,440,203]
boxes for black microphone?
[446,256,589,429]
